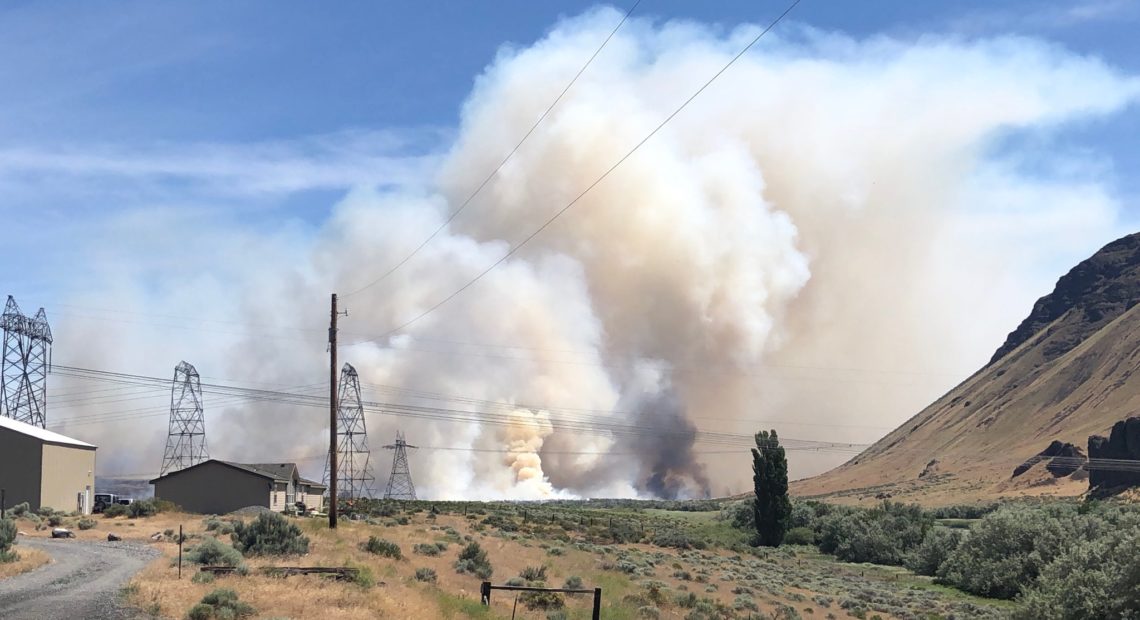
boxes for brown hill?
[794,232,1140,505]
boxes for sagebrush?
[231,512,309,556]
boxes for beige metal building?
[150,460,326,514]
[0,416,96,515]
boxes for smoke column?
[50,8,1139,499]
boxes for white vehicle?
[93,493,119,513]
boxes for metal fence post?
[480,581,491,605]
[592,587,602,620]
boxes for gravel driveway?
[0,536,159,620]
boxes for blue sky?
[3,1,1138,143]
[1,0,1137,347]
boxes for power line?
[337,341,956,390]
[47,363,864,452]
[53,367,1140,484]
[94,450,1140,481]
[362,335,967,378]
[343,0,644,298]
[343,0,804,346]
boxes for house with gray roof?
[149,459,325,515]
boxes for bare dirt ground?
[0,536,158,620]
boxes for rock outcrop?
[1088,416,1140,490]
[1011,441,1086,478]
[990,233,1140,365]
[918,459,939,479]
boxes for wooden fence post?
[178,524,184,579]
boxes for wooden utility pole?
[329,293,339,529]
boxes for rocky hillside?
[794,232,1140,504]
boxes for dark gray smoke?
[626,388,711,499]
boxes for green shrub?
[928,503,998,520]
[722,500,754,530]
[563,575,583,590]
[349,564,375,588]
[204,518,236,536]
[937,504,1093,599]
[520,588,564,611]
[36,506,55,517]
[102,504,128,518]
[784,527,815,546]
[192,571,216,584]
[455,541,493,579]
[190,588,255,619]
[0,518,17,562]
[415,567,438,583]
[128,498,172,518]
[816,502,929,566]
[363,536,402,559]
[9,502,30,517]
[231,512,309,556]
[187,603,215,620]
[652,529,702,550]
[905,528,962,576]
[1014,524,1140,619]
[47,515,64,527]
[413,543,440,556]
[77,518,97,531]
[791,501,824,529]
[520,565,548,581]
[186,537,244,567]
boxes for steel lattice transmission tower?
[324,363,374,499]
[160,361,209,476]
[1,296,53,428]
[383,431,418,500]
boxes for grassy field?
[5,502,1013,618]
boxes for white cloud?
[0,128,446,202]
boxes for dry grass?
[123,513,577,619]
[115,511,882,619]
[2,509,1002,618]
[0,546,51,580]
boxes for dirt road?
[0,536,158,620]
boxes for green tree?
[751,429,791,547]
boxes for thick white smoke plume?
[49,9,1139,499]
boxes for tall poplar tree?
[752,429,791,547]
